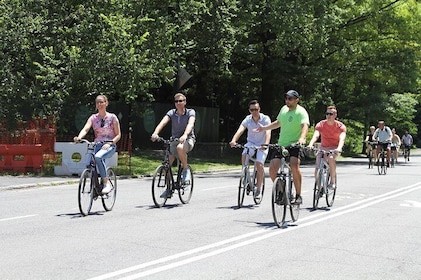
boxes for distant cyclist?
[229,100,271,199]
[401,130,413,161]
[307,105,346,190]
[391,128,401,163]
[373,120,392,167]
[364,126,376,157]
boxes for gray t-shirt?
[240,113,271,145]
[166,108,196,139]
[373,126,392,143]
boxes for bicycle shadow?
[306,207,331,213]
[56,211,105,218]
[216,204,261,211]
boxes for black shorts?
[271,146,304,160]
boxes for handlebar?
[155,137,180,145]
[75,139,113,145]
[231,144,263,150]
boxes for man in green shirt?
[256,90,309,204]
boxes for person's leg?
[255,149,268,193]
[269,158,281,182]
[94,145,116,192]
[290,156,301,196]
[328,155,337,185]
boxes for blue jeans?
[94,143,116,179]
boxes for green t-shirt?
[276,104,310,146]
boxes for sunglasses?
[174,99,185,103]
[249,108,259,112]
[325,112,335,116]
[100,119,105,127]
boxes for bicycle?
[151,137,194,207]
[264,143,301,228]
[376,143,388,175]
[311,148,337,209]
[77,139,117,216]
[390,144,397,167]
[403,145,410,163]
[233,144,265,208]
[364,141,377,169]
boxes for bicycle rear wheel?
[288,178,300,222]
[78,169,94,216]
[179,165,194,204]
[102,168,117,211]
[313,170,322,210]
[253,169,265,205]
[326,174,336,207]
[272,177,287,228]
[237,167,247,208]
[152,165,170,207]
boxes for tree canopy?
[1,0,420,150]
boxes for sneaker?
[102,182,112,194]
[160,189,171,198]
[254,189,261,199]
[328,183,336,190]
[294,195,302,205]
[182,169,191,185]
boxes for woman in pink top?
[74,94,121,194]
[307,106,346,189]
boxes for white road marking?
[400,200,421,208]
[87,181,421,280]
[0,214,38,222]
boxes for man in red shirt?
[307,106,347,189]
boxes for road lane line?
[87,181,421,280]
[0,214,38,222]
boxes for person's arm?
[151,115,170,141]
[74,117,92,142]
[337,131,346,152]
[255,120,280,132]
[179,116,195,143]
[298,123,309,145]
[307,129,320,148]
[111,117,121,145]
[229,125,246,147]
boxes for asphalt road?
[1,153,421,280]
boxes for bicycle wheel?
[253,169,265,205]
[78,169,94,216]
[377,154,382,175]
[368,151,373,169]
[102,168,117,211]
[313,170,322,210]
[152,165,170,207]
[179,165,194,204]
[382,154,387,175]
[272,177,287,228]
[288,178,300,222]
[237,167,247,208]
[326,174,336,207]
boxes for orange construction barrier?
[0,144,43,173]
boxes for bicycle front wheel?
[102,168,117,211]
[78,169,94,216]
[253,169,265,205]
[313,171,322,210]
[179,165,194,204]
[237,167,247,208]
[288,178,300,222]
[272,177,287,228]
[377,154,382,175]
[326,174,336,207]
[152,165,170,207]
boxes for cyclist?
[364,126,377,157]
[401,130,413,161]
[391,128,401,163]
[307,106,346,190]
[255,90,309,205]
[229,100,271,199]
[74,94,121,194]
[373,120,392,167]
[151,92,196,186]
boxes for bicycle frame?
[312,149,337,209]
[376,144,388,175]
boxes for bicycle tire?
[152,165,169,207]
[253,169,265,205]
[179,165,194,204]
[288,177,300,222]
[382,153,387,175]
[102,168,117,211]
[237,167,247,208]
[313,170,322,210]
[78,169,94,216]
[326,174,336,207]
[272,177,286,228]
[368,151,373,169]
[377,153,382,175]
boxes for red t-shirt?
[315,120,346,148]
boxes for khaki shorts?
[170,138,195,157]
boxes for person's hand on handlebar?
[151,133,159,142]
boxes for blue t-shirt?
[166,108,196,139]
